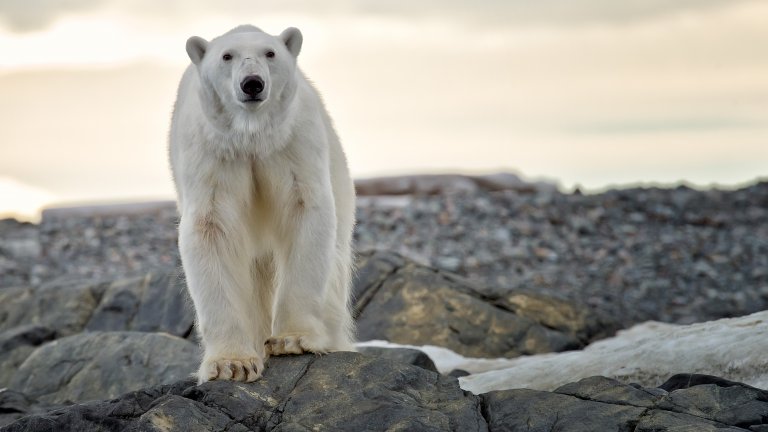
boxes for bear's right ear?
[186,36,208,65]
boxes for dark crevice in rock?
[659,373,767,393]
[181,323,195,340]
[552,390,654,410]
[628,408,651,432]
[265,355,318,430]
[286,355,318,397]
[177,383,263,431]
[352,262,401,319]
[549,390,654,411]
[471,393,489,431]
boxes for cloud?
[0,0,102,32]
[0,0,759,33]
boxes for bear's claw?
[200,357,264,384]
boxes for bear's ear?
[186,36,208,65]
[280,27,303,58]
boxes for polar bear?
[169,25,356,383]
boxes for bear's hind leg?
[267,245,355,355]
[321,253,356,351]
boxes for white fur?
[169,25,356,383]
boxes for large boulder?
[0,271,194,340]
[483,375,765,432]
[354,251,614,358]
[8,331,198,404]
[0,272,197,394]
[0,280,102,337]
[3,354,768,431]
[84,271,195,337]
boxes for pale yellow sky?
[0,1,767,220]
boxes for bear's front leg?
[179,213,270,384]
[268,196,337,355]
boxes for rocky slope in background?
[1,177,766,327]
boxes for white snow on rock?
[360,310,768,395]
[460,311,768,394]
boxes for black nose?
[241,75,265,97]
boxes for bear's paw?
[199,356,264,384]
[266,334,328,356]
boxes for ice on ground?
[360,310,768,395]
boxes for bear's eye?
[222,53,232,61]
[266,51,275,59]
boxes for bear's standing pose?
[169,25,356,383]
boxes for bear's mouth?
[241,97,263,104]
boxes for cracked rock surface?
[3,356,768,432]
[354,251,616,357]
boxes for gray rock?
[356,346,437,373]
[354,251,611,358]
[5,356,768,431]
[0,218,40,288]
[86,271,194,338]
[3,353,485,431]
[35,201,179,285]
[0,280,102,337]
[0,389,63,428]
[8,331,198,404]
[483,375,765,432]
[483,388,646,431]
[0,270,194,347]
[555,376,661,408]
[657,374,768,428]
[0,325,56,387]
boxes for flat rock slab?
[354,251,615,358]
[8,331,198,404]
[3,355,768,431]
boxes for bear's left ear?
[186,36,208,65]
[280,27,303,58]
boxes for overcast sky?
[0,1,766,220]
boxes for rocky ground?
[6,359,768,432]
[2,178,767,327]
[0,252,766,431]
[0,175,767,430]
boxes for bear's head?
[185,25,302,115]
